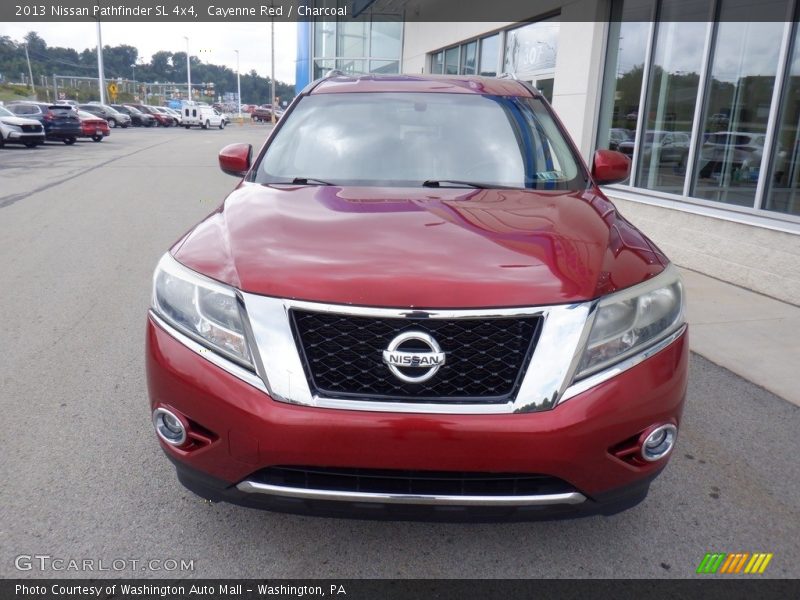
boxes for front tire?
[107,118,116,128]
[219,120,225,129]
[202,120,209,130]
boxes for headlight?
[575,265,685,379]
[152,253,253,368]
[4,123,22,132]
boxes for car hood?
[0,115,41,127]
[172,184,667,308]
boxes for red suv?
[146,74,688,519]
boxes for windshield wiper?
[290,177,335,186]
[422,179,521,190]
[422,179,488,189]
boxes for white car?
[0,105,45,148]
[181,103,226,130]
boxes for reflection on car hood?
[172,184,667,308]
[0,116,42,127]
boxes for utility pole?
[270,18,276,124]
[234,49,242,119]
[24,43,36,98]
[96,21,106,104]
[184,36,192,102]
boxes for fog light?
[641,424,677,462]
[153,408,187,446]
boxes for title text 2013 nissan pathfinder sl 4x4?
[146,74,688,519]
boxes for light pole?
[234,49,242,119]
[270,18,276,124]
[96,21,106,104]
[184,36,192,102]
[23,42,36,97]
[131,63,136,100]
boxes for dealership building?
[296,0,800,304]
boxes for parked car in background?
[111,104,155,127]
[76,110,110,142]
[147,74,688,519]
[618,130,690,166]
[161,107,183,126]
[6,102,81,144]
[608,128,632,151]
[141,105,174,127]
[181,102,226,129]
[123,104,168,127]
[251,104,282,122]
[79,103,130,128]
[0,104,45,148]
[698,131,784,182]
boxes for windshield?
[0,106,13,117]
[255,92,586,189]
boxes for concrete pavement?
[679,268,800,407]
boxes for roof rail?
[325,69,347,78]
[497,72,519,80]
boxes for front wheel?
[63,137,76,145]
[219,120,225,129]
[107,118,116,128]
[202,120,209,130]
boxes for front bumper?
[3,131,45,144]
[146,315,688,519]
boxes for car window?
[49,106,76,117]
[0,106,13,117]
[257,92,585,189]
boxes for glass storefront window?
[313,59,335,80]
[479,35,499,77]
[596,0,653,168]
[462,41,477,75]
[503,19,559,78]
[596,0,797,222]
[635,2,710,193]
[690,15,786,207]
[370,60,400,74]
[312,9,402,79]
[315,22,336,59]
[431,51,444,74]
[337,20,368,59]
[370,18,402,58]
[445,47,460,75]
[336,58,367,75]
[765,25,800,217]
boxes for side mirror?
[219,143,252,177]
[592,149,631,185]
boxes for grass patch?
[0,82,35,103]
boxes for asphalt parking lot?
[1,125,798,579]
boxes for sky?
[0,22,298,84]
